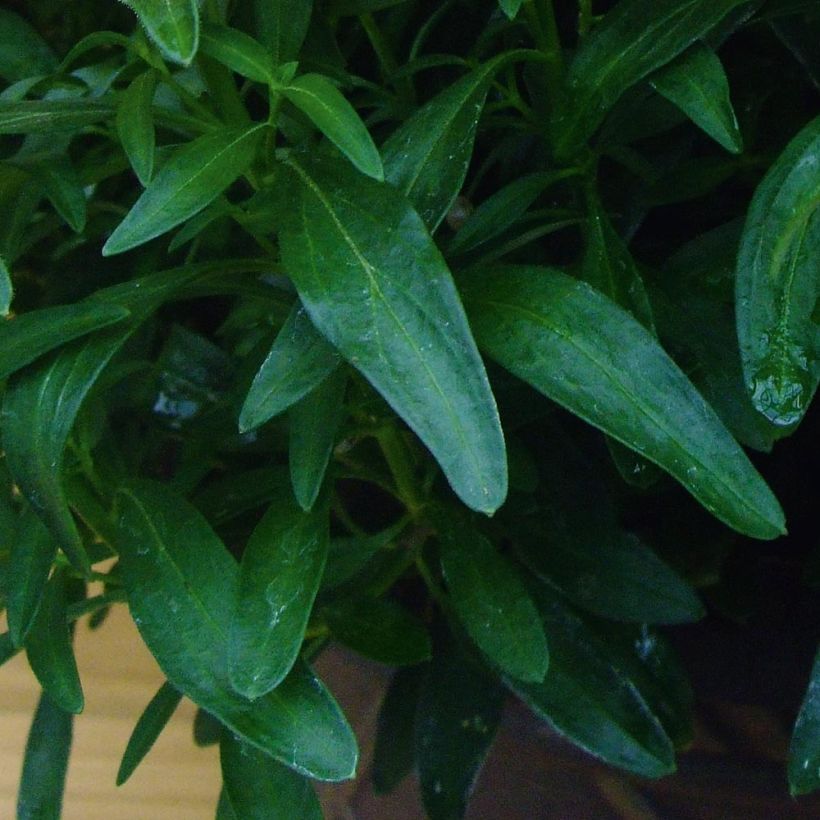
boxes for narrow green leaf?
[322,519,408,590]
[289,367,346,511]
[200,23,275,84]
[228,478,329,698]
[464,266,785,539]
[117,70,157,186]
[416,647,504,820]
[239,302,341,433]
[220,732,322,820]
[115,481,357,780]
[498,0,524,19]
[7,509,57,647]
[438,515,548,683]
[736,115,820,428]
[24,156,87,233]
[255,0,313,63]
[278,154,507,515]
[0,301,128,382]
[383,55,508,231]
[3,325,134,573]
[0,9,57,82]
[650,43,743,153]
[122,0,200,66]
[507,587,676,778]
[216,788,239,820]
[789,648,820,795]
[0,254,12,315]
[102,125,265,256]
[1,631,20,667]
[282,74,383,180]
[24,570,84,715]
[193,708,222,747]
[324,596,432,666]
[117,681,183,785]
[0,99,114,135]
[17,695,73,820]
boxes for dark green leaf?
[289,367,346,511]
[103,125,265,256]
[115,481,357,780]
[650,43,743,153]
[200,23,275,84]
[25,155,87,233]
[322,519,408,590]
[773,15,820,91]
[2,631,21,667]
[464,266,785,539]
[123,0,200,66]
[216,788,239,820]
[0,254,11,315]
[438,515,549,682]
[194,708,222,747]
[117,70,157,186]
[278,153,507,515]
[17,695,73,820]
[416,647,504,820]
[498,0,524,19]
[0,99,114,135]
[789,648,820,795]
[255,0,313,63]
[117,681,183,785]
[220,732,322,820]
[282,74,383,180]
[736,115,820,428]
[0,9,57,82]
[239,302,341,433]
[324,596,432,666]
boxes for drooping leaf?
[239,302,341,433]
[200,23,276,84]
[289,366,346,511]
[277,153,507,515]
[103,124,265,256]
[122,0,200,65]
[0,254,11,315]
[117,681,183,785]
[382,55,509,231]
[0,9,57,82]
[117,70,157,186]
[437,515,549,683]
[282,74,383,180]
[115,481,357,780]
[736,115,820,429]
[464,265,785,539]
[789,648,820,795]
[17,695,73,820]
[228,478,329,699]
[255,0,313,63]
[0,99,114,135]
[650,42,743,153]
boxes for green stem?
[524,0,564,113]
[578,0,593,37]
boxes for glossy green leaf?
[0,9,57,82]
[115,481,357,780]
[255,0,313,63]
[464,266,785,539]
[438,516,548,682]
[650,43,743,153]
[282,74,383,180]
[200,23,275,84]
[117,70,157,186]
[498,0,524,19]
[117,681,183,785]
[122,0,200,65]
[324,596,432,666]
[17,695,73,820]
[103,124,265,256]
[278,153,507,515]
[220,732,322,820]
[416,647,504,820]
[228,479,329,698]
[0,255,11,315]
[736,115,820,428]
[24,570,84,715]
[289,367,346,511]
[555,0,752,156]
[3,325,134,573]
[507,587,676,778]
[6,509,57,646]
[0,99,114,134]
[239,302,341,433]
[789,648,820,795]
[382,55,507,231]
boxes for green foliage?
[1,0,819,815]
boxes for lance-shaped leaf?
[555,0,752,157]
[736,115,820,428]
[3,325,134,573]
[463,265,785,539]
[115,481,357,780]
[437,515,549,683]
[382,55,508,231]
[228,477,329,698]
[220,733,322,820]
[282,74,383,180]
[498,0,524,19]
[240,302,341,432]
[789,648,820,795]
[0,255,11,315]
[277,154,507,515]
[17,695,73,820]
[117,70,157,186]
[650,43,743,153]
[0,9,57,82]
[200,23,275,84]
[0,99,114,135]
[103,124,265,256]
[22,155,87,233]
[117,681,183,785]
[255,0,313,63]
[122,0,200,66]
